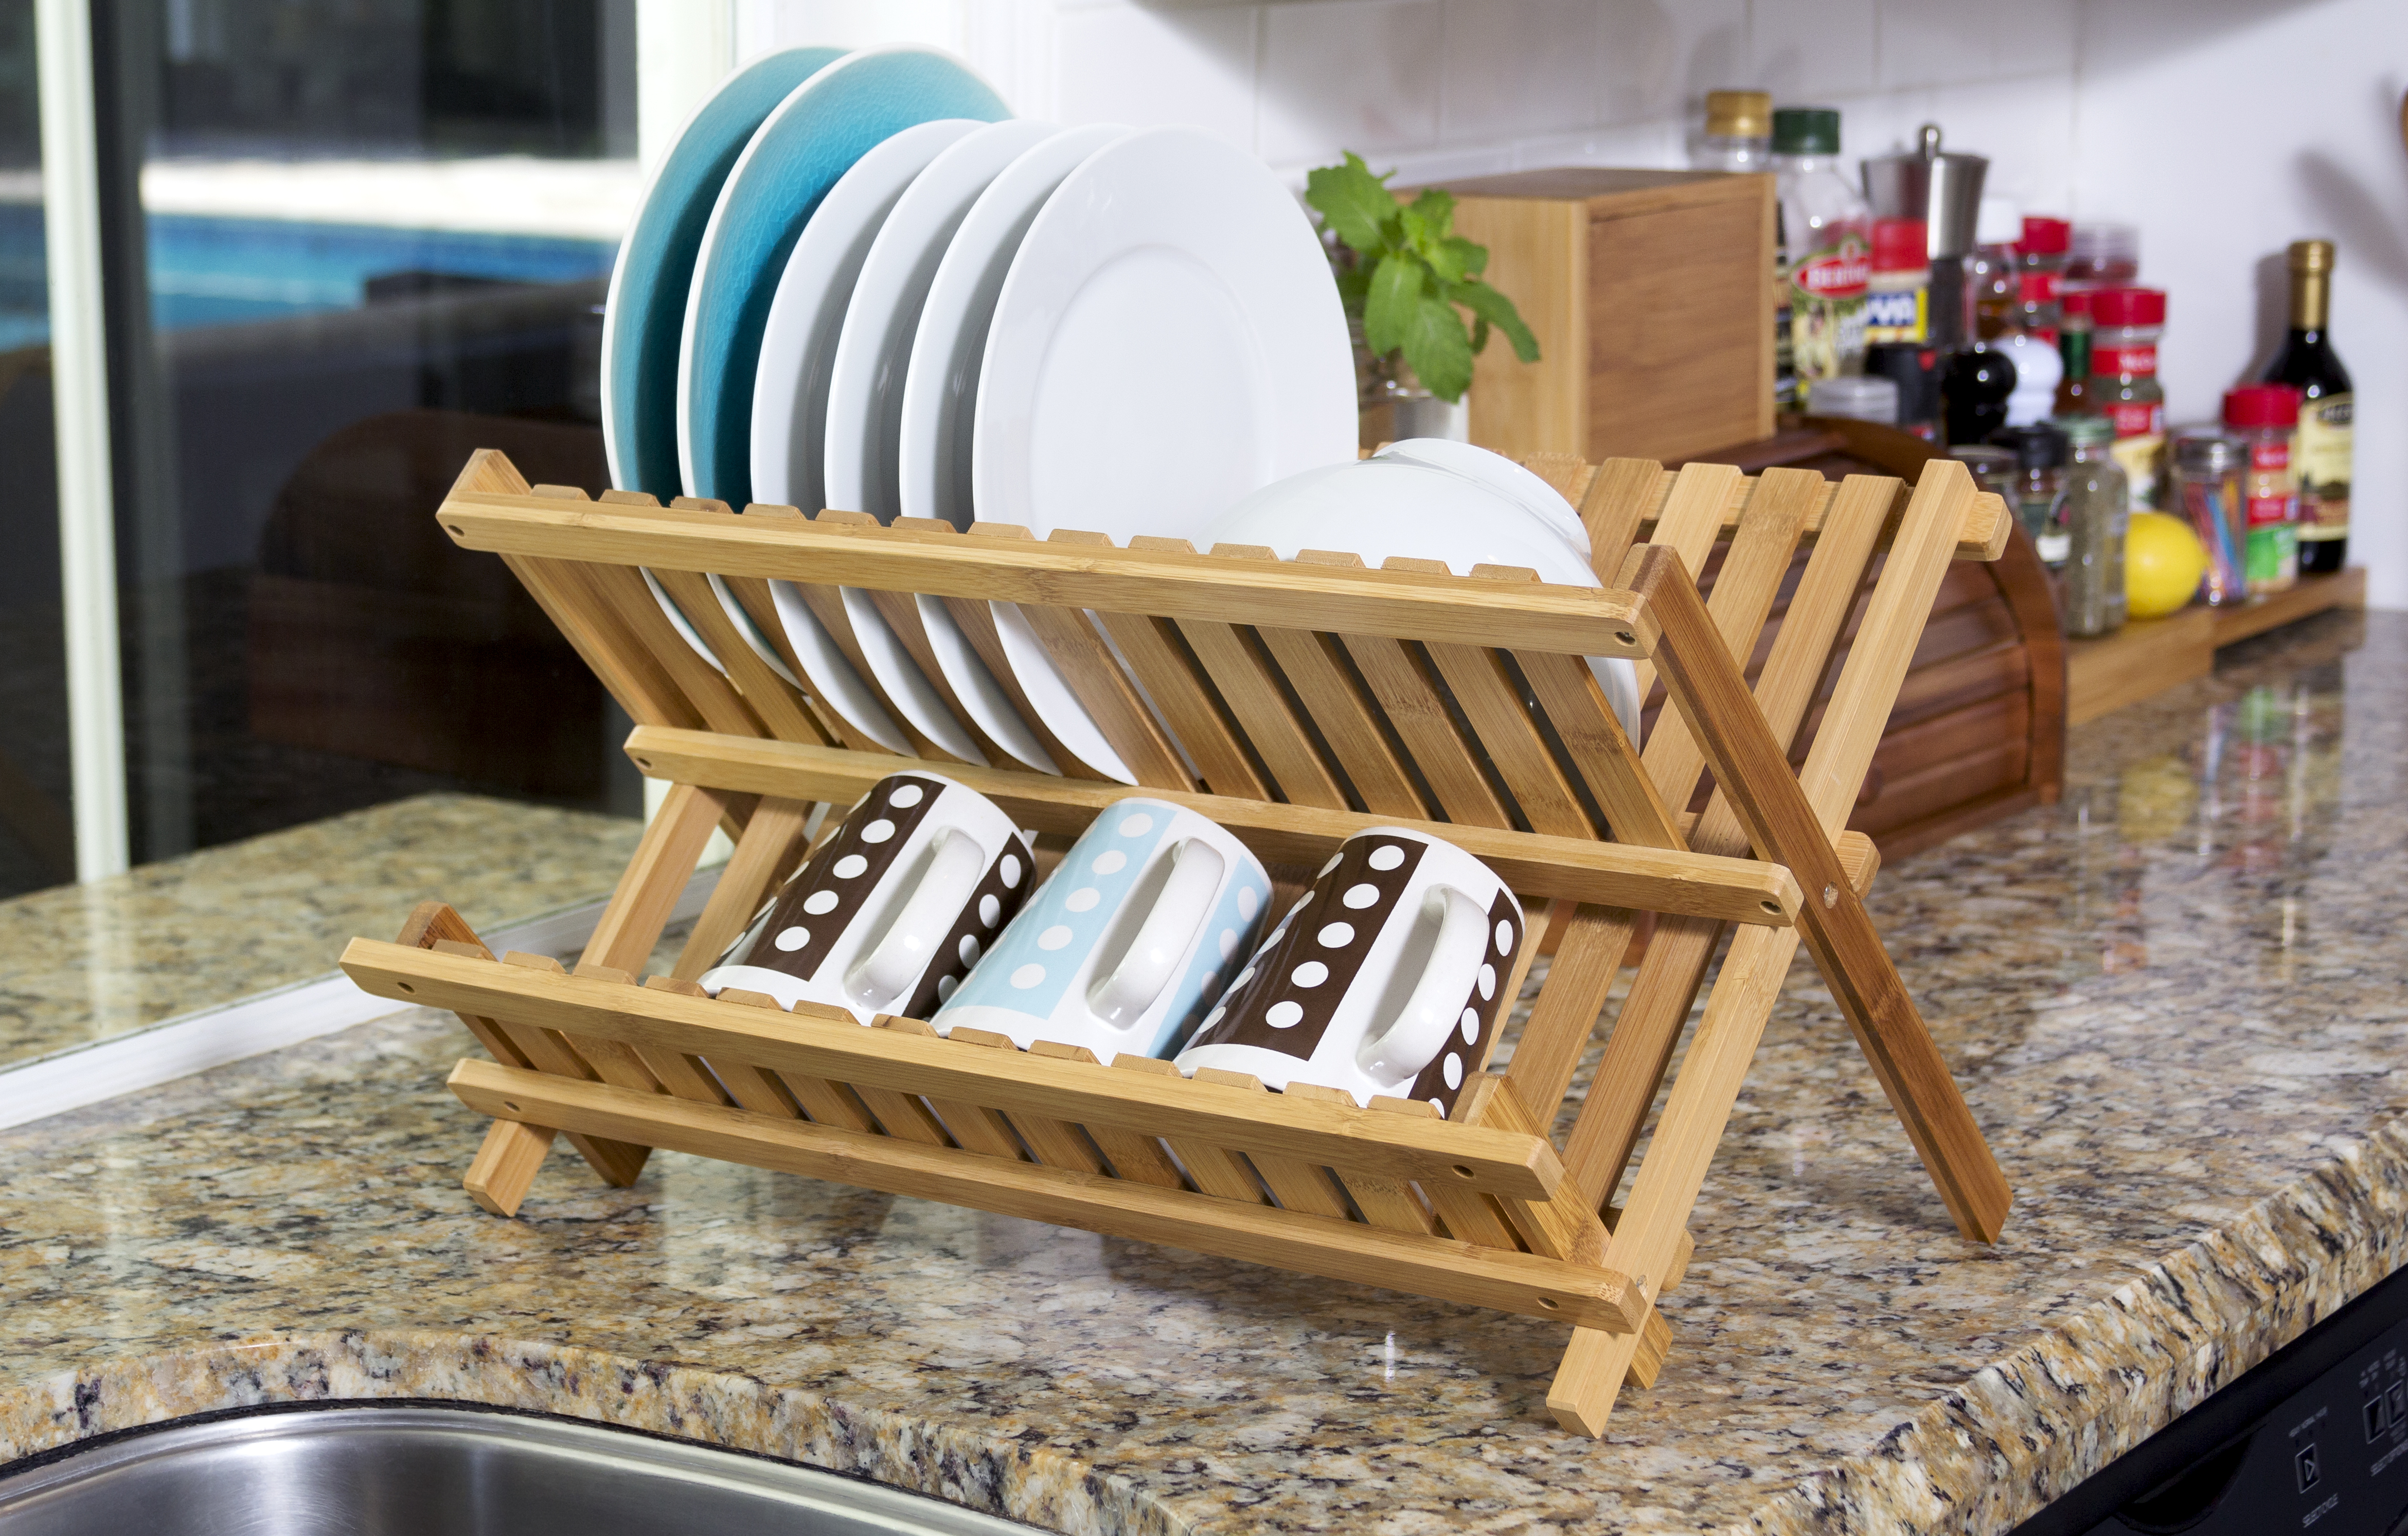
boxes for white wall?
[727,0,2407,606]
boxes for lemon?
[2125,511,2207,620]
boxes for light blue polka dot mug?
[931,798,1270,1059]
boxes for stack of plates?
[598,45,1361,782]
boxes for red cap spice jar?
[1865,217,1929,344]
[2016,216,2070,342]
[2222,383,2302,594]
[2089,287,2167,504]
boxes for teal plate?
[602,45,846,500]
[677,46,1007,509]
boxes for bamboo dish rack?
[340,447,2017,1435]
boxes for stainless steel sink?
[0,1405,1039,1533]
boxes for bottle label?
[2295,392,2353,541]
[2092,343,2157,376]
[2101,400,2164,439]
[2017,271,2059,304]
[2109,433,2164,506]
[1785,232,1869,387]
[1789,238,1871,301]
[2246,523,2297,590]
[1863,287,1925,343]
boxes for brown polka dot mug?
[1173,827,1524,1117]
[700,772,1034,1023]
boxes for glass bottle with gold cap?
[2262,239,2353,575]
[1691,89,1773,172]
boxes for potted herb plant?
[1304,151,1540,444]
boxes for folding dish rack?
[340,447,2017,1435]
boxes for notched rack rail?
[340,447,2016,1435]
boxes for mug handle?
[1087,839,1226,1027]
[1355,886,1487,1089]
[846,827,987,1009]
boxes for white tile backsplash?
[1258,0,1443,165]
[1748,0,1882,100]
[1435,0,1601,142]
[1053,3,1260,148]
[1875,0,1996,90]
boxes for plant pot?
[1353,323,1468,448]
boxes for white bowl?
[1371,438,1590,555]
[1197,458,1642,742]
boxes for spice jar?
[2062,222,2138,297]
[2015,216,2069,342]
[1865,218,1929,344]
[2222,383,2300,594]
[2168,429,2248,606]
[1969,196,2021,340]
[1990,422,2071,565]
[2088,287,2167,506]
[2055,415,2129,636]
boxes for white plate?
[893,123,1123,777]
[820,118,1058,769]
[1372,438,1591,556]
[766,581,911,754]
[898,123,1126,532]
[1198,458,1645,745]
[970,126,1353,781]
[825,118,1061,523]
[748,118,982,515]
[971,125,1353,540]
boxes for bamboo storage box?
[1439,168,1778,466]
[343,449,2017,1437]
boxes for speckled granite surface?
[0,794,643,1070]
[0,610,2400,1534]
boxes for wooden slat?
[1627,462,1744,705]
[583,781,732,975]
[584,560,765,738]
[1194,1069,1352,1219]
[1091,572,1272,797]
[784,515,955,762]
[1031,1041,1183,1187]
[505,952,665,1102]
[346,942,1569,1199]
[1634,466,1832,816]
[954,1028,1104,1175]
[1328,607,1514,827]
[1501,906,1639,1123]
[619,727,1806,925]
[1630,488,2010,1243]
[1120,1056,1268,1203]
[652,565,831,746]
[440,493,1655,660]
[463,1119,557,1217]
[880,1018,1028,1160]
[1561,471,1899,1207]
[1258,555,1429,817]
[1174,575,1351,808]
[685,984,877,1131]
[1578,456,1670,582]
[863,575,1019,768]
[1415,568,1592,837]
[938,587,1112,783]
[452,1056,1642,1332]
[671,796,816,982]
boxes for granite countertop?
[0,793,644,1071]
[1,609,2400,1534]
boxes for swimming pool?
[0,206,617,348]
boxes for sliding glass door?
[0,0,77,896]
[100,0,643,869]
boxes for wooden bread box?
[1438,168,1777,466]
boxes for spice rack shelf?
[341,447,2016,1436]
[2067,567,2366,724]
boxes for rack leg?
[464,1119,557,1216]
